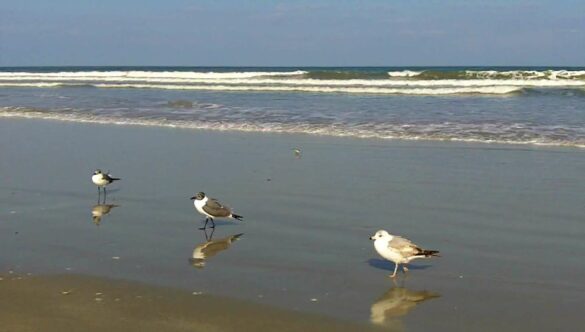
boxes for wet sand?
[0,273,377,332]
[1,118,584,330]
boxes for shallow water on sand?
[0,119,584,330]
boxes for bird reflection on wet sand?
[370,285,440,329]
[91,204,119,226]
[189,229,243,268]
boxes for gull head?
[190,192,206,201]
[370,230,390,241]
[94,169,103,175]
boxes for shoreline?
[1,117,584,330]
[1,114,583,150]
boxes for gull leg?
[103,187,107,203]
[391,277,399,287]
[210,219,216,229]
[390,263,399,278]
[199,218,209,230]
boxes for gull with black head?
[370,230,439,278]
[92,169,120,202]
[190,192,243,230]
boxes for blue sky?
[0,0,583,66]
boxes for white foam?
[1,75,583,89]
[0,82,523,95]
[464,70,585,80]
[387,70,422,77]
[99,83,525,95]
[1,107,582,148]
[0,70,307,80]
[0,82,66,88]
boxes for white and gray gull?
[92,169,120,199]
[370,230,439,278]
[190,192,243,230]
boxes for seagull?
[292,147,302,158]
[370,230,439,278]
[190,192,243,230]
[92,169,120,200]
[189,232,244,268]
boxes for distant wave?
[0,82,525,95]
[3,76,584,87]
[0,70,308,79]
[1,69,584,96]
[389,69,585,80]
[2,107,583,148]
[387,70,423,77]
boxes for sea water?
[0,66,584,147]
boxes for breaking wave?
[0,68,583,95]
[0,82,525,95]
[1,106,583,148]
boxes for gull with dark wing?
[370,230,439,278]
[92,169,120,202]
[190,192,243,230]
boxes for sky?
[0,0,583,66]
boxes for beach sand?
[0,273,380,332]
[1,118,584,330]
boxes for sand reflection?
[370,285,440,328]
[189,229,243,268]
[91,204,119,226]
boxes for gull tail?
[231,233,244,241]
[420,250,440,257]
[110,177,121,182]
[231,214,243,221]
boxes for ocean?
[0,66,584,147]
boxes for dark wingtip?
[426,250,440,257]
[232,214,243,221]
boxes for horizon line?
[1,65,584,68]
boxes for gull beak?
[189,196,196,200]
[369,236,375,240]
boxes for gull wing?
[202,198,232,217]
[103,173,120,182]
[388,236,422,257]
